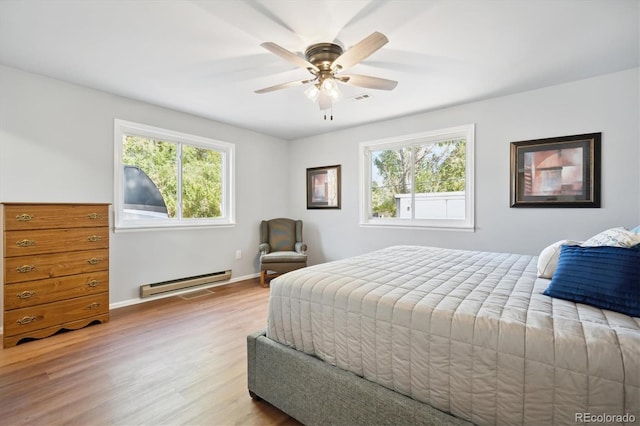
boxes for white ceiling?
[0,0,638,141]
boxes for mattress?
[266,245,640,425]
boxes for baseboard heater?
[140,270,232,298]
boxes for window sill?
[114,222,236,233]
[359,221,474,232]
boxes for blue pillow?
[631,225,640,233]
[543,245,640,317]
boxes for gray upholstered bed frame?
[247,330,470,426]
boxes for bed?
[247,245,640,425]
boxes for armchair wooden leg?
[260,270,267,287]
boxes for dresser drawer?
[3,204,108,231]
[4,249,109,284]
[4,293,109,337]
[4,271,108,310]
[4,227,109,257]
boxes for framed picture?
[307,165,341,209]
[510,133,601,208]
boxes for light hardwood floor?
[0,278,300,425]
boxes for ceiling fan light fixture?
[305,77,341,106]
[304,84,320,102]
[320,78,341,101]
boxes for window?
[359,124,474,230]
[114,119,235,230]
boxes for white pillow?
[582,227,640,248]
[537,240,582,278]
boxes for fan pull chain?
[323,107,334,121]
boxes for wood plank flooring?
[0,278,300,425]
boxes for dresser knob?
[87,258,102,265]
[87,280,100,288]
[16,316,36,325]
[16,265,35,273]
[16,239,36,247]
[17,290,35,299]
[87,302,101,310]
[87,213,101,220]
[15,214,34,222]
[87,235,101,242]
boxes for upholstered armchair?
[259,218,307,287]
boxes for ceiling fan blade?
[255,79,313,94]
[260,42,319,73]
[331,32,388,71]
[318,92,332,110]
[340,74,398,90]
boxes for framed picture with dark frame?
[306,165,341,209]
[510,133,601,208]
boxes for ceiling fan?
[255,32,398,111]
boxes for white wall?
[0,65,291,305]
[289,68,640,264]
[2,65,638,306]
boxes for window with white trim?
[359,124,474,229]
[114,119,235,230]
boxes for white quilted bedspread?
[266,246,640,425]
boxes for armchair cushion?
[267,219,296,251]
[261,251,307,264]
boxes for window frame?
[114,119,235,231]
[359,124,475,230]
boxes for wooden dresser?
[2,203,110,348]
